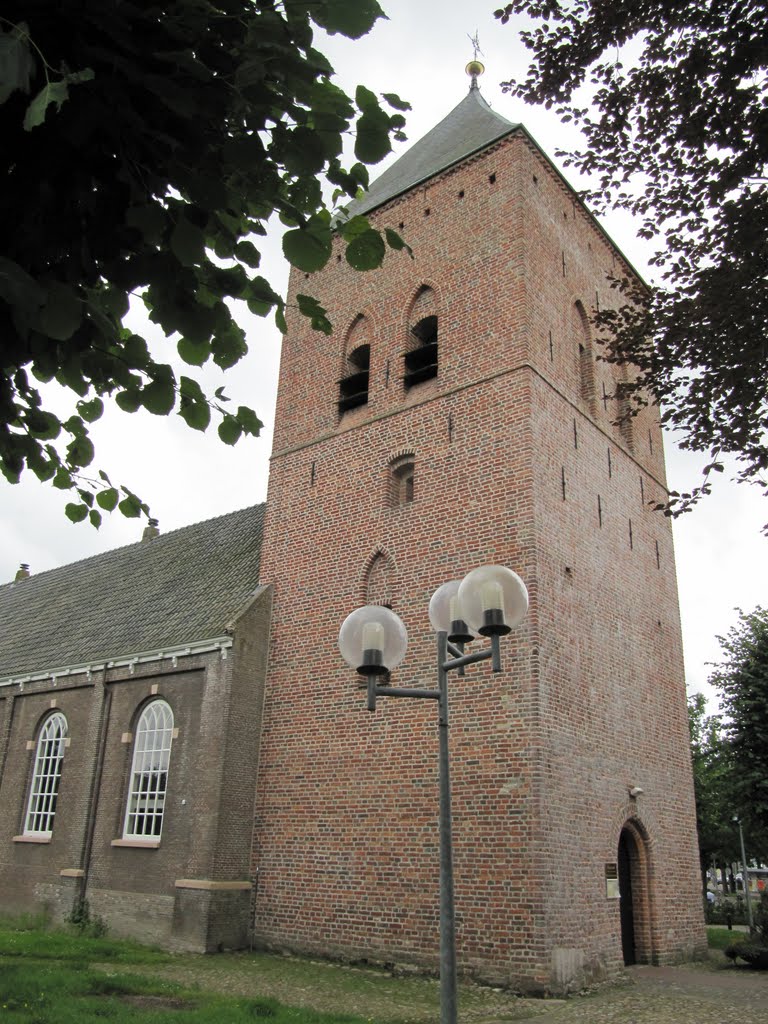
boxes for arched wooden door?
[617,822,653,965]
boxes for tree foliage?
[687,693,737,876]
[496,0,768,520]
[0,0,410,524]
[709,607,768,861]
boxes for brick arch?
[361,548,397,607]
[611,811,657,966]
[572,299,597,416]
[405,281,441,323]
[342,312,372,363]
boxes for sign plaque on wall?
[605,862,620,899]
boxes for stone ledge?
[174,879,252,891]
[110,838,161,849]
[13,834,51,844]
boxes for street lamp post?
[339,566,529,1024]
[734,816,754,931]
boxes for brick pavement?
[510,964,768,1023]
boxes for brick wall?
[254,127,704,991]
[0,588,271,950]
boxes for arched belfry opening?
[404,286,438,389]
[617,820,654,966]
[339,315,371,415]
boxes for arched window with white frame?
[123,700,174,840]
[24,712,67,837]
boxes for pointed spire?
[466,31,485,91]
[344,73,517,219]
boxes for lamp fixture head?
[458,565,528,637]
[338,605,408,677]
[629,786,644,798]
[428,580,477,643]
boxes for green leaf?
[89,509,102,529]
[27,446,56,482]
[296,294,332,334]
[354,109,392,164]
[115,388,142,413]
[283,221,333,273]
[382,92,411,112]
[53,467,72,490]
[236,406,263,436]
[179,376,206,402]
[65,502,89,523]
[275,305,287,334]
[178,335,211,366]
[218,416,242,445]
[67,434,95,469]
[76,397,104,423]
[118,494,143,518]
[345,229,386,271]
[180,398,211,431]
[25,409,61,440]
[246,276,280,316]
[170,215,206,266]
[312,0,385,39]
[141,376,176,416]
[234,240,261,268]
[355,85,379,113]
[37,283,82,341]
[339,215,372,242]
[23,69,94,131]
[122,334,150,368]
[385,227,413,256]
[96,487,119,511]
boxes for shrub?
[66,898,108,938]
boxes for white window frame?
[123,700,174,840]
[24,712,68,837]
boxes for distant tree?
[0,0,409,524]
[709,607,768,860]
[496,0,768,522]
[687,693,738,883]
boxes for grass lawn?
[707,926,744,950]
[0,920,545,1024]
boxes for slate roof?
[346,85,519,218]
[0,504,265,679]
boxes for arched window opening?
[123,700,174,840]
[24,712,67,836]
[338,343,370,414]
[390,456,415,506]
[404,315,438,389]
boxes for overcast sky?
[1,1,765,708]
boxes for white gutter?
[0,635,234,689]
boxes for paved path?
[508,964,768,1023]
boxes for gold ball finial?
[465,60,485,79]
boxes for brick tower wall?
[254,129,704,991]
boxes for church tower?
[254,76,705,992]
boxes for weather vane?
[466,32,485,88]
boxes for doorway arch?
[617,820,654,965]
